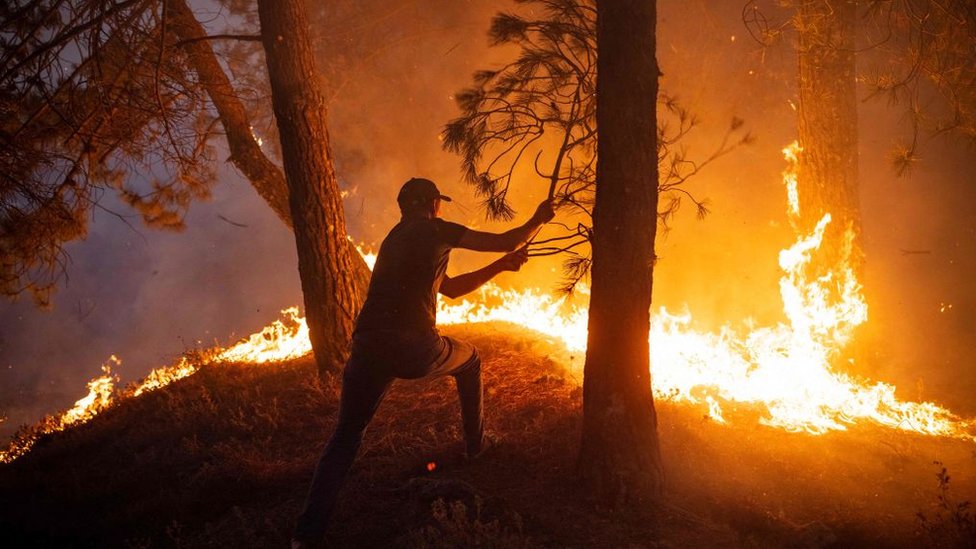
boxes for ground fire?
[3,143,972,466]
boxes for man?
[292,177,554,547]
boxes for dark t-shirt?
[355,217,467,334]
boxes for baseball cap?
[397,177,452,210]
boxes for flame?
[783,140,802,218]
[360,248,378,270]
[0,356,120,463]
[249,125,263,147]
[645,215,961,436]
[132,356,198,397]
[4,143,974,465]
[430,228,972,436]
[433,268,972,437]
[59,357,119,428]
[430,143,973,439]
[133,308,314,399]
[438,285,588,351]
[217,306,311,364]
[0,309,314,464]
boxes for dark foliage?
[916,461,976,548]
[861,0,976,175]
[443,0,752,294]
[0,0,225,305]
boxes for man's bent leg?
[450,347,483,455]
[294,356,392,542]
[410,336,484,457]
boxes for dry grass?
[1,322,974,548]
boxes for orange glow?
[431,145,973,439]
[3,143,974,465]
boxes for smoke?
[2,0,974,438]
[0,163,304,438]
[650,0,976,416]
[857,97,976,416]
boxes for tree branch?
[172,33,263,49]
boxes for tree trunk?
[794,0,865,368]
[256,0,360,377]
[795,0,862,274]
[168,0,371,373]
[578,0,664,506]
[168,0,292,226]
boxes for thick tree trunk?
[256,0,360,377]
[578,0,664,506]
[795,0,862,274]
[168,0,370,371]
[794,0,865,368]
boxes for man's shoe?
[466,432,500,460]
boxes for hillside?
[1,323,974,548]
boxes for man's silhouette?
[292,178,554,546]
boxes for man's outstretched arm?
[456,200,554,253]
[439,248,529,299]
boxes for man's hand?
[441,246,530,298]
[532,199,555,224]
[496,246,529,272]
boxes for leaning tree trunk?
[795,0,862,275]
[578,0,664,506]
[256,0,360,377]
[168,0,371,324]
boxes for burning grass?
[1,322,973,547]
[0,308,312,465]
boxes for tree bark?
[794,0,865,369]
[795,0,862,274]
[255,0,360,376]
[578,0,664,506]
[168,0,370,369]
[168,0,292,226]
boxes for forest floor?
[1,322,975,548]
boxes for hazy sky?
[2,0,974,439]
